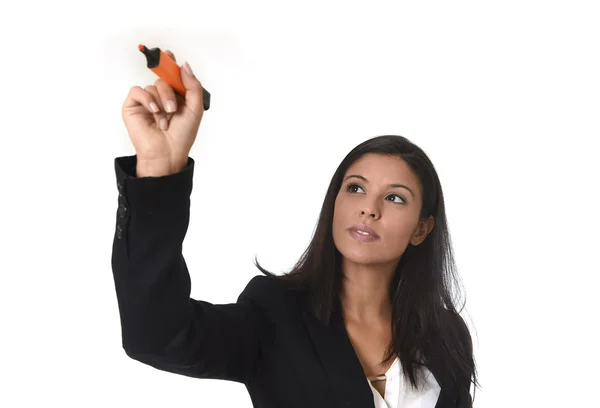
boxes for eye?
[386,194,406,204]
[344,183,406,204]
[345,183,365,194]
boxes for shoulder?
[440,308,473,354]
[237,275,305,316]
[238,275,290,299]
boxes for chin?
[341,254,381,267]
[334,232,400,267]
[335,241,385,266]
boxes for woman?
[112,50,478,408]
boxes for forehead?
[345,153,418,183]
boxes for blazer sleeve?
[111,155,272,384]
[454,312,474,408]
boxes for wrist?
[136,156,188,177]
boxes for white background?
[0,0,598,406]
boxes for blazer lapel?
[427,346,459,408]
[301,297,375,408]
[301,294,462,408]
[431,373,457,407]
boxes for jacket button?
[117,182,124,197]
[116,225,123,239]
[118,205,128,218]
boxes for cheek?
[384,230,411,252]
[387,218,422,254]
[360,222,413,258]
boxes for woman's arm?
[111,155,271,384]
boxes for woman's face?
[332,153,434,267]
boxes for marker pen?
[138,44,211,111]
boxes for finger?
[164,49,176,63]
[144,85,170,131]
[180,61,205,115]
[154,77,178,114]
[122,86,161,115]
[147,82,177,122]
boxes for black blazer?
[111,155,472,408]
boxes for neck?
[339,258,397,324]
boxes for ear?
[410,216,435,246]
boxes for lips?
[350,224,379,237]
[348,224,380,242]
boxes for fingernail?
[149,102,159,113]
[160,118,168,130]
[183,61,194,76]
[166,100,176,113]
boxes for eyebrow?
[344,174,415,198]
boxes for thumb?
[181,61,204,114]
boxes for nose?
[360,197,381,219]
[361,208,379,219]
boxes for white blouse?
[367,357,441,408]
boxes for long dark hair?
[254,135,478,399]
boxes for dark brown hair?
[254,135,478,399]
